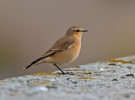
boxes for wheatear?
[24,26,88,74]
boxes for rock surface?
[1,55,135,100]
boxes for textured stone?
[1,55,135,100]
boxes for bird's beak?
[82,29,88,32]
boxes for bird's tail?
[23,57,45,70]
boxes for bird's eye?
[75,29,80,32]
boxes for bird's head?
[65,26,88,38]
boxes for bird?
[24,26,88,74]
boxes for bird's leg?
[53,64,65,74]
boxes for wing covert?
[42,38,75,57]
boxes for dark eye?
[75,29,80,32]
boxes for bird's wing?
[42,37,76,57]
[24,37,75,70]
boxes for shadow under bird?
[24,26,88,74]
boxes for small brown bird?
[24,26,88,74]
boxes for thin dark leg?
[53,64,65,74]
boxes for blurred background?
[0,0,135,79]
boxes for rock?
[1,55,135,100]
